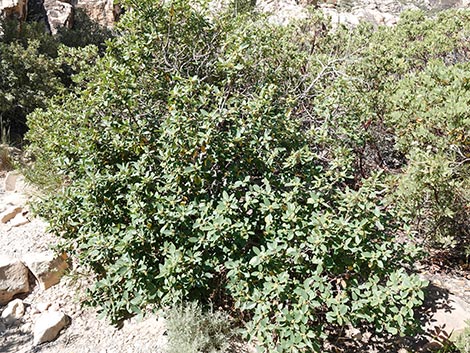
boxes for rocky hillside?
[0,0,120,33]
[1,0,470,34]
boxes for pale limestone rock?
[0,206,22,224]
[0,255,29,305]
[75,0,116,27]
[35,302,51,313]
[425,293,470,337]
[1,298,25,322]
[33,311,69,345]
[44,0,74,34]
[9,211,30,227]
[0,0,27,20]
[22,252,68,290]
[2,193,26,207]
[3,171,19,192]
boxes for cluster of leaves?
[26,1,430,351]
[0,12,112,145]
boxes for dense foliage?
[0,20,62,143]
[25,1,443,351]
[0,13,112,144]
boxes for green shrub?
[0,13,111,145]
[165,302,234,353]
[0,37,62,143]
[322,10,470,248]
[386,61,470,246]
[27,1,427,351]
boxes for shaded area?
[0,317,33,353]
[325,283,465,352]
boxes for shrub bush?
[0,12,112,145]
[387,62,470,246]
[27,0,427,351]
[320,10,470,249]
[165,302,234,353]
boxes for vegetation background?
[1,0,470,351]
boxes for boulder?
[1,298,25,322]
[3,171,19,192]
[425,293,470,337]
[22,251,68,290]
[33,310,69,345]
[75,0,117,27]
[0,255,30,305]
[35,302,51,313]
[0,206,22,224]
[44,0,74,34]
[0,0,27,20]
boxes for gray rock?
[0,255,30,305]
[33,310,69,345]
[76,0,118,27]
[0,0,27,20]
[22,251,68,290]
[44,0,74,34]
[3,171,19,192]
[1,298,25,322]
[35,302,52,313]
[424,293,470,337]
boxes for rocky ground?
[0,174,169,353]
[259,0,470,27]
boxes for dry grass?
[0,144,14,174]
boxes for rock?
[3,171,19,192]
[1,298,25,322]
[0,0,27,20]
[33,310,69,345]
[0,255,30,305]
[75,0,117,27]
[425,293,470,338]
[0,205,22,223]
[9,211,29,227]
[44,0,74,34]
[35,302,51,313]
[22,251,68,290]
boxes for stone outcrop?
[22,251,68,290]
[0,255,30,305]
[1,0,118,34]
[44,0,74,34]
[0,0,27,20]
[75,0,118,28]
[1,298,25,322]
[425,293,470,338]
[1,0,469,35]
[8,211,30,227]
[33,310,69,345]
[3,171,19,192]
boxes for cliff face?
[0,0,119,33]
[75,0,117,28]
[0,0,28,21]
